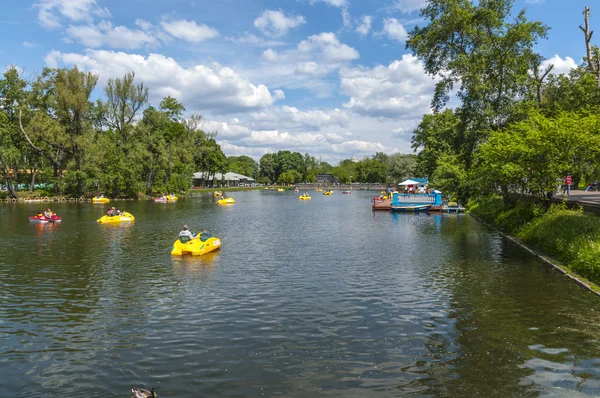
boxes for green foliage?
[473,110,600,202]
[227,155,259,179]
[432,154,469,202]
[411,109,458,178]
[518,205,600,283]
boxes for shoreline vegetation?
[403,2,600,294]
[469,198,600,292]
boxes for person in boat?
[43,208,53,218]
[179,224,196,240]
[107,207,114,216]
[37,210,43,217]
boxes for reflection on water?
[1,193,600,397]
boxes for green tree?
[411,109,459,178]
[387,153,417,183]
[259,153,277,183]
[407,0,548,167]
[227,155,259,179]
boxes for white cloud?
[525,0,545,3]
[340,53,436,119]
[203,109,404,162]
[540,55,577,76]
[294,61,331,76]
[298,32,359,63]
[228,32,286,47]
[35,0,111,29]
[262,49,278,62]
[66,21,157,49]
[248,106,349,131]
[310,0,348,6]
[44,49,280,114]
[160,19,219,43]
[391,0,428,13]
[135,19,153,31]
[22,41,37,48]
[254,10,305,38]
[382,18,408,42]
[356,16,373,36]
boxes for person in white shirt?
[179,225,195,240]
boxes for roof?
[193,172,255,181]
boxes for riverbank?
[469,196,600,292]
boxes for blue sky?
[0,0,587,163]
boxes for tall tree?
[159,96,185,186]
[407,0,548,167]
[0,67,28,198]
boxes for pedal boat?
[29,214,62,223]
[92,196,110,203]
[217,197,235,205]
[96,211,135,223]
[171,232,221,256]
[299,194,311,200]
[154,195,178,203]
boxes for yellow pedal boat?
[217,197,235,205]
[316,188,323,192]
[323,190,333,195]
[299,194,311,200]
[171,232,221,256]
[92,196,110,203]
[277,188,285,192]
[96,211,135,224]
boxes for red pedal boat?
[29,214,62,223]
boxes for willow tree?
[20,66,98,195]
[407,0,548,168]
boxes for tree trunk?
[29,162,37,192]
[581,6,595,73]
[164,143,172,186]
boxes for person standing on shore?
[564,175,572,196]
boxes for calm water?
[1,190,600,397]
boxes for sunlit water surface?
[1,190,600,397]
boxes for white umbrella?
[398,179,420,186]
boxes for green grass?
[470,197,600,286]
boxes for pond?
[1,190,599,397]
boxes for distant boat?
[390,204,431,212]
[342,190,351,194]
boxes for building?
[193,172,255,188]
[315,174,339,185]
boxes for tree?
[259,153,277,183]
[387,153,417,183]
[407,0,548,167]
[101,72,148,196]
[0,67,28,198]
[103,72,148,145]
[411,109,459,178]
[473,110,600,203]
[227,155,259,179]
[20,66,98,195]
[159,96,185,187]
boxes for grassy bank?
[469,196,600,286]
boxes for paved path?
[553,190,600,208]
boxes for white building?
[193,172,255,187]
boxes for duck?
[132,387,157,398]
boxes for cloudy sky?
[0,0,584,163]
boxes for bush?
[518,204,600,283]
